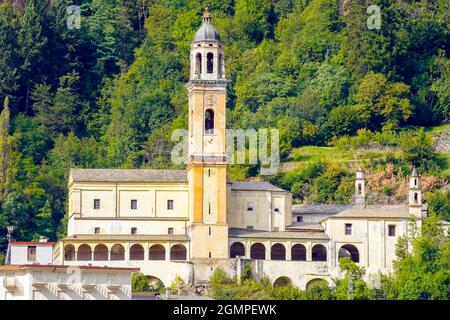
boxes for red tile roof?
[11,241,55,245]
[0,264,140,272]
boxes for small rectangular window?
[94,227,100,234]
[247,225,254,231]
[168,228,174,235]
[131,199,137,210]
[345,223,352,235]
[167,200,174,210]
[388,225,396,237]
[131,227,137,235]
[209,227,211,236]
[297,216,303,223]
[93,199,100,210]
[27,246,36,262]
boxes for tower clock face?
[206,95,217,107]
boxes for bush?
[333,257,372,300]
[400,129,436,167]
[169,275,185,293]
[426,190,450,221]
[132,272,149,292]
[323,105,365,141]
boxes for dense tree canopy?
[0,0,448,249]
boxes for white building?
[1,233,137,300]
[9,240,54,265]
[49,9,447,291]
[0,265,136,300]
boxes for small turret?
[408,166,423,218]
[355,168,365,205]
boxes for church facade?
[53,11,428,290]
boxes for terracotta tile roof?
[70,169,188,183]
[231,181,287,192]
[63,234,190,242]
[11,241,55,245]
[286,223,325,232]
[0,264,139,272]
[292,204,353,215]
[323,205,412,220]
[228,228,329,240]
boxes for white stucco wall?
[227,190,290,231]
[68,219,188,237]
[0,267,133,300]
[10,244,53,265]
[69,182,189,220]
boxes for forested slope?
[0,0,448,247]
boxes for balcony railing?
[81,277,96,291]
[32,275,47,288]
[106,278,121,292]
[3,277,17,290]
[56,276,70,290]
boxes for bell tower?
[408,166,423,218]
[186,7,230,281]
[355,168,366,205]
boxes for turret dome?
[193,7,221,42]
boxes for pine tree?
[0,3,20,100]
[33,200,54,241]
[17,0,48,113]
[0,96,13,201]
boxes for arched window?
[170,244,187,261]
[64,244,75,261]
[230,242,245,258]
[195,53,202,75]
[110,244,125,261]
[358,183,362,195]
[271,243,286,260]
[250,243,266,260]
[273,277,292,288]
[338,244,360,263]
[414,192,418,204]
[149,244,166,261]
[207,52,214,73]
[130,244,144,261]
[312,244,327,262]
[306,278,328,291]
[77,244,92,261]
[205,109,214,134]
[94,244,108,261]
[291,244,306,261]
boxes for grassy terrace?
[283,146,402,171]
[425,123,450,133]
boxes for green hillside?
[0,0,449,246]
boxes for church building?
[53,10,429,290]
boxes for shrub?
[132,272,149,292]
[400,129,436,167]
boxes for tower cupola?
[194,7,221,42]
[190,7,226,81]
